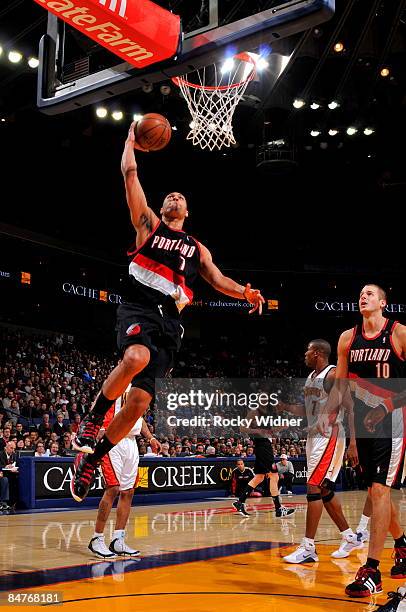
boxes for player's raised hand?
[243,283,265,315]
[126,121,148,152]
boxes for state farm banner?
[33,0,181,68]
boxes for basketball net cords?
[177,61,255,151]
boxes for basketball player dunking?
[318,285,406,598]
[71,122,265,502]
[283,339,367,564]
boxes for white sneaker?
[109,538,140,557]
[283,539,319,564]
[287,491,293,495]
[331,533,364,558]
[357,529,369,543]
[88,536,117,559]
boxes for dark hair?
[309,339,331,357]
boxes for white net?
[173,53,257,151]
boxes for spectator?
[159,442,170,457]
[229,459,255,497]
[53,413,68,437]
[0,441,17,470]
[38,414,52,440]
[60,433,73,455]
[71,413,82,434]
[48,442,60,457]
[0,427,12,451]
[0,469,10,510]
[276,454,295,495]
[34,442,48,457]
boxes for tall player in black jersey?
[319,285,406,598]
[70,122,265,502]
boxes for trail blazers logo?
[126,323,141,336]
[135,467,149,488]
[99,0,127,18]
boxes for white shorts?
[306,423,345,487]
[100,436,139,491]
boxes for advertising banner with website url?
[155,377,406,441]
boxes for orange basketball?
[134,113,172,151]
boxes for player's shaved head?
[309,339,331,357]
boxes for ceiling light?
[8,51,23,64]
[364,127,374,136]
[333,42,345,53]
[28,57,39,69]
[96,107,108,118]
[310,102,320,110]
[328,129,338,136]
[328,101,339,110]
[293,98,305,109]
[221,58,235,73]
[133,113,143,122]
[310,130,320,137]
[380,67,390,77]
[347,127,357,136]
[257,58,269,70]
[112,111,123,121]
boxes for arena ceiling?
[0,0,405,274]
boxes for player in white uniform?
[282,339,367,564]
[88,386,160,558]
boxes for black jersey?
[125,220,201,313]
[347,318,405,435]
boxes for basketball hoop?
[172,52,258,151]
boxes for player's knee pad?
[306,492,322,503]
[321,478,335,491]
[322,490,335,503]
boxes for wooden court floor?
[1,491,405,611]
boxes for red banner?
[33,0,181,69]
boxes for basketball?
[134,113,172,151]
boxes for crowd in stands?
[0,329,307,460]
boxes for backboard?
[37,0,335,114]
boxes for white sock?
[113,529,125,540]
[341,528,354,539]
[357,514,370,532]
[304,537,315,547]
[93,532,104,538]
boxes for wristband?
[382,398,394,414]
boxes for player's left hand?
[149,437,161,454]
[346,440,359,466]
[364,404,386,432]
[243,283,265,315]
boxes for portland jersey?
[304,365,341,428]
[103,386,142,437]
[347,319,405,434]
[126,220,201,312]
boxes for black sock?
[90,391,115,419]
[394,533,406,548]
[272,495,282,511]
[366,557,379,570]
[239,485,254,503]
[89,435,114,465]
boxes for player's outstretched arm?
[121,122,159,233]
[198,243,265,314]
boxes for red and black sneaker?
[345,565,383,598]
[72,413,104,454]
[70,452,98,502]
[391,547,406,580]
